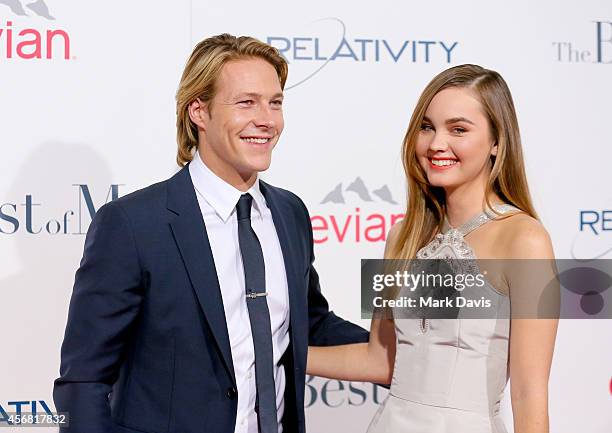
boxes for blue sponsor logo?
[266,18,459,88]
[0,400,53,425]
[573,210,612,259]
[580,210,612,235]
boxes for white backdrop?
[1,0,611,431]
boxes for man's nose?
[254,105,277,129]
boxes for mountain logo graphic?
[0,0,55,20]
[321,177,398,205]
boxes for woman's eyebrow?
[445,116,475,125]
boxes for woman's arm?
[509,317,557,433]
[306,224,401,384]
[506,219,558,433]
[306,316,396,383]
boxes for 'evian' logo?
[312,177,404,244]
[0,0,72,60]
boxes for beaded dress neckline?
[416,203,520,260]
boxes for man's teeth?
[242,137,269,144]
[431,159,457,167]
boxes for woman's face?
[415,87,497,192]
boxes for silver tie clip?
[246,291,268,299]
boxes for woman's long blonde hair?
[390,64,537,259]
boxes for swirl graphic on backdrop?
[571,233,612,260]
[283,17,346,90]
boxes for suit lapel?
[259,182,306,361]
[166,166,236,384]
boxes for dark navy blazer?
[53,165,368,433]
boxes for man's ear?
[188,98,210,130]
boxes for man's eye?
[238,100,254,105]
[271,100,283,108]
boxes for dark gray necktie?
[236,193,278,433]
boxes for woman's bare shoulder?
[498,212,555,259]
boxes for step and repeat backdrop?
[1,0,611,431]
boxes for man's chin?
[247,157,273,173]
[236,161,272,181]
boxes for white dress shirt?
[189,151,290,433]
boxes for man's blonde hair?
[175,34,288,166]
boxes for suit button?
[226,387,237,399]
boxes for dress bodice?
[391,204,518,414]
[367,204,521,433]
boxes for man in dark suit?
[53,34,368,433]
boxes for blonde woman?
[307,64,558,433]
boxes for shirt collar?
[189,150,267,222]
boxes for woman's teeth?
[431,159,457,167]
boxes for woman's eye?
[452,127,467,134]
[420,123,433,131]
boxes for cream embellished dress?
[367,204,519,433]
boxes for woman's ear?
[491,142,498,157]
